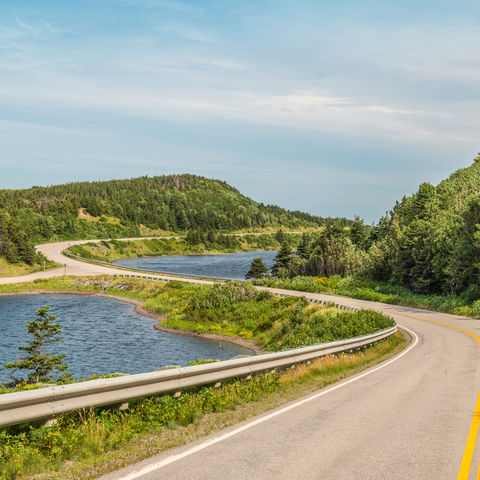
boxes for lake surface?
[0,294,250,383]
[113,250,277,280]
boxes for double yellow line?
[384,308,480,480]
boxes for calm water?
[113,250,277,280]
[0,294,250,383]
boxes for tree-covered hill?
[0,174,336,271]
[369,155,480,295]
[263,154,480,298]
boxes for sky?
[0,0,479,223]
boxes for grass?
[0,331,407,480]
[0,258,59,278]
[253,274,480,319]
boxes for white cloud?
[0,66,476,146]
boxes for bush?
[188,282,259,310]
[460,284,480,303]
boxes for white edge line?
[113,325,418,480]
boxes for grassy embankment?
[0,257,59,278]
[65,233,303,263]
[0,277,402,479]
[254,275,480,319]
[0,277,393,352]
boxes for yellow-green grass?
[0,258,59,278]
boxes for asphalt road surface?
[2,239,480,479]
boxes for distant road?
[2,238,480,479]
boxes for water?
[113,250,277,280]
[0,294,251,383]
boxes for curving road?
[2,240,480,479]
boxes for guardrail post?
[110,402,129,411]
[33,417,57,428]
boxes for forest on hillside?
[0,175,330,242]
[0,174,335,270]
[262,155,480,297]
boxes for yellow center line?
[385,308,480,344]
[372,306,480,479]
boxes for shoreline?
[105,248,277,264]
[0,289,262,354]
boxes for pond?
[112,250,277,280]
[0,294,251,383]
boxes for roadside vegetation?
[0,213,57,277]
[253,275,480,318]
[0,257,58,278]
[243,156,480,318]
[0,331,406,480]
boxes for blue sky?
[1,0,479,222]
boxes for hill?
[0,174,337,272]
[0,175,333,242]
[248,154,480,298]
[369,155,480,295]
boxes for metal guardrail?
[0,326,396,427]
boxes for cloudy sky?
[1,0,479,222]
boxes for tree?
[271,242,293,276]
[296,233,311,259]
[349,216,368,249]
[4,306,68,384]
[275,229,286,244]
[245,257,269,279]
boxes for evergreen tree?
[272,242,293,276]
[0,174,327,260]
[275,229,285,244]
[4,306,68,384]
[245,257,269,279]
[349,216,368,249]
[296,233,311,259]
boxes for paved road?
[2,240,480,479]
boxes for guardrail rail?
[0,326,396,427]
